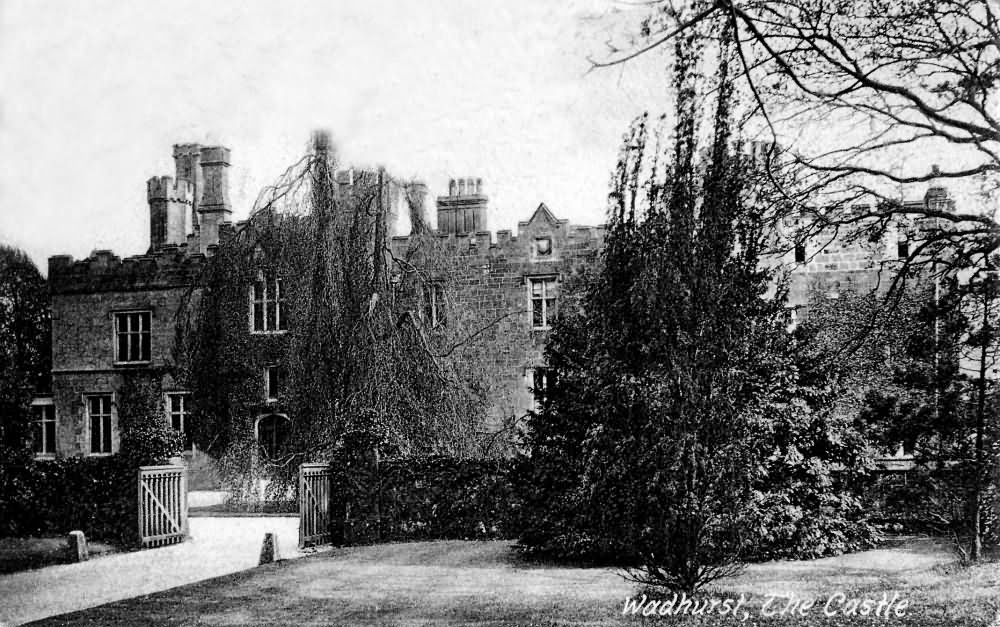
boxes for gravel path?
[0,516,301,626]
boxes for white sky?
[0,0,672,269]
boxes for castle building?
[31,141,952,479]
[34,145,605,473]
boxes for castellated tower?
[436,177,487,234]
[146,176,193,251]
[147,143,233,252]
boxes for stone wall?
[48,248,200,457]
[391,203,604,429]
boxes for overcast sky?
[0,0,678,268]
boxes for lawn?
[0,536,116,575]
[26,537,1000,626]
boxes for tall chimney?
[173,144,204,232]
[198,146,232,248]
[436,177,488,235]
[405,181,429,234]
[146,177,192,251]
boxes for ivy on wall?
[176,135,500,501]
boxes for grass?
[24,537,1000,626]
[0,536,116,574]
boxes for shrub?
[331,448,517,545]
[0,372,182,546]
[0,450,136,544]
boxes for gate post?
[297,463,305,549]
[136,466,143,546]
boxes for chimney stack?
[924,164,952,213]
[146,177,192,251]
[173,144,204,232]
[436,177,487,235]
[197,146,232,248]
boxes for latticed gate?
[299,462,333,548]
[137,464,188,548]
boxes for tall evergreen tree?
[522,29,798,590]
[0,245,50,449]
[519,22,878,589]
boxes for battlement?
[390,206,605,260]
[49,246,207,294]
[147,176,193,203]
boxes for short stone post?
[67,530,89,562]
[258,532,279,565]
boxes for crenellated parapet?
[391,201,605,261]
[49,246,207,295]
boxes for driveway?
[0,516,302,626]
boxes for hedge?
[332,454,518,545]
[0,446,138,545]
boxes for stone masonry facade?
[34,141,954,474]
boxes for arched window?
[256,414,290,459]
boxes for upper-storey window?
[115,311,151,363]
[529,277,557,330]
[794,243,807,264]
[251,276,287,333]
[423,284,446,327]
[897,239,910,259]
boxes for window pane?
[267,368,277,398]
[102,416,112,453]
[253,304,264,331]
[266,302,277,330]
[91,415,101,452]
[253,281,264,301]
[140,332,150,361]
[531,280,542,297]
[89,396,100,415]
[32,420,43,454]
[532,302,543,327]
[277,303,287,331]
[117,333,128,361]
[44,420,55,454]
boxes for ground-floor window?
[87,394,113,454]
[32,402,56,457]
[257,414,290,460]
[167,392,192,449]
[529,367,553,412]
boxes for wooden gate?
[138,464,188,548]
[299,462,332,548]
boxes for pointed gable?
[519,203,568,230]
